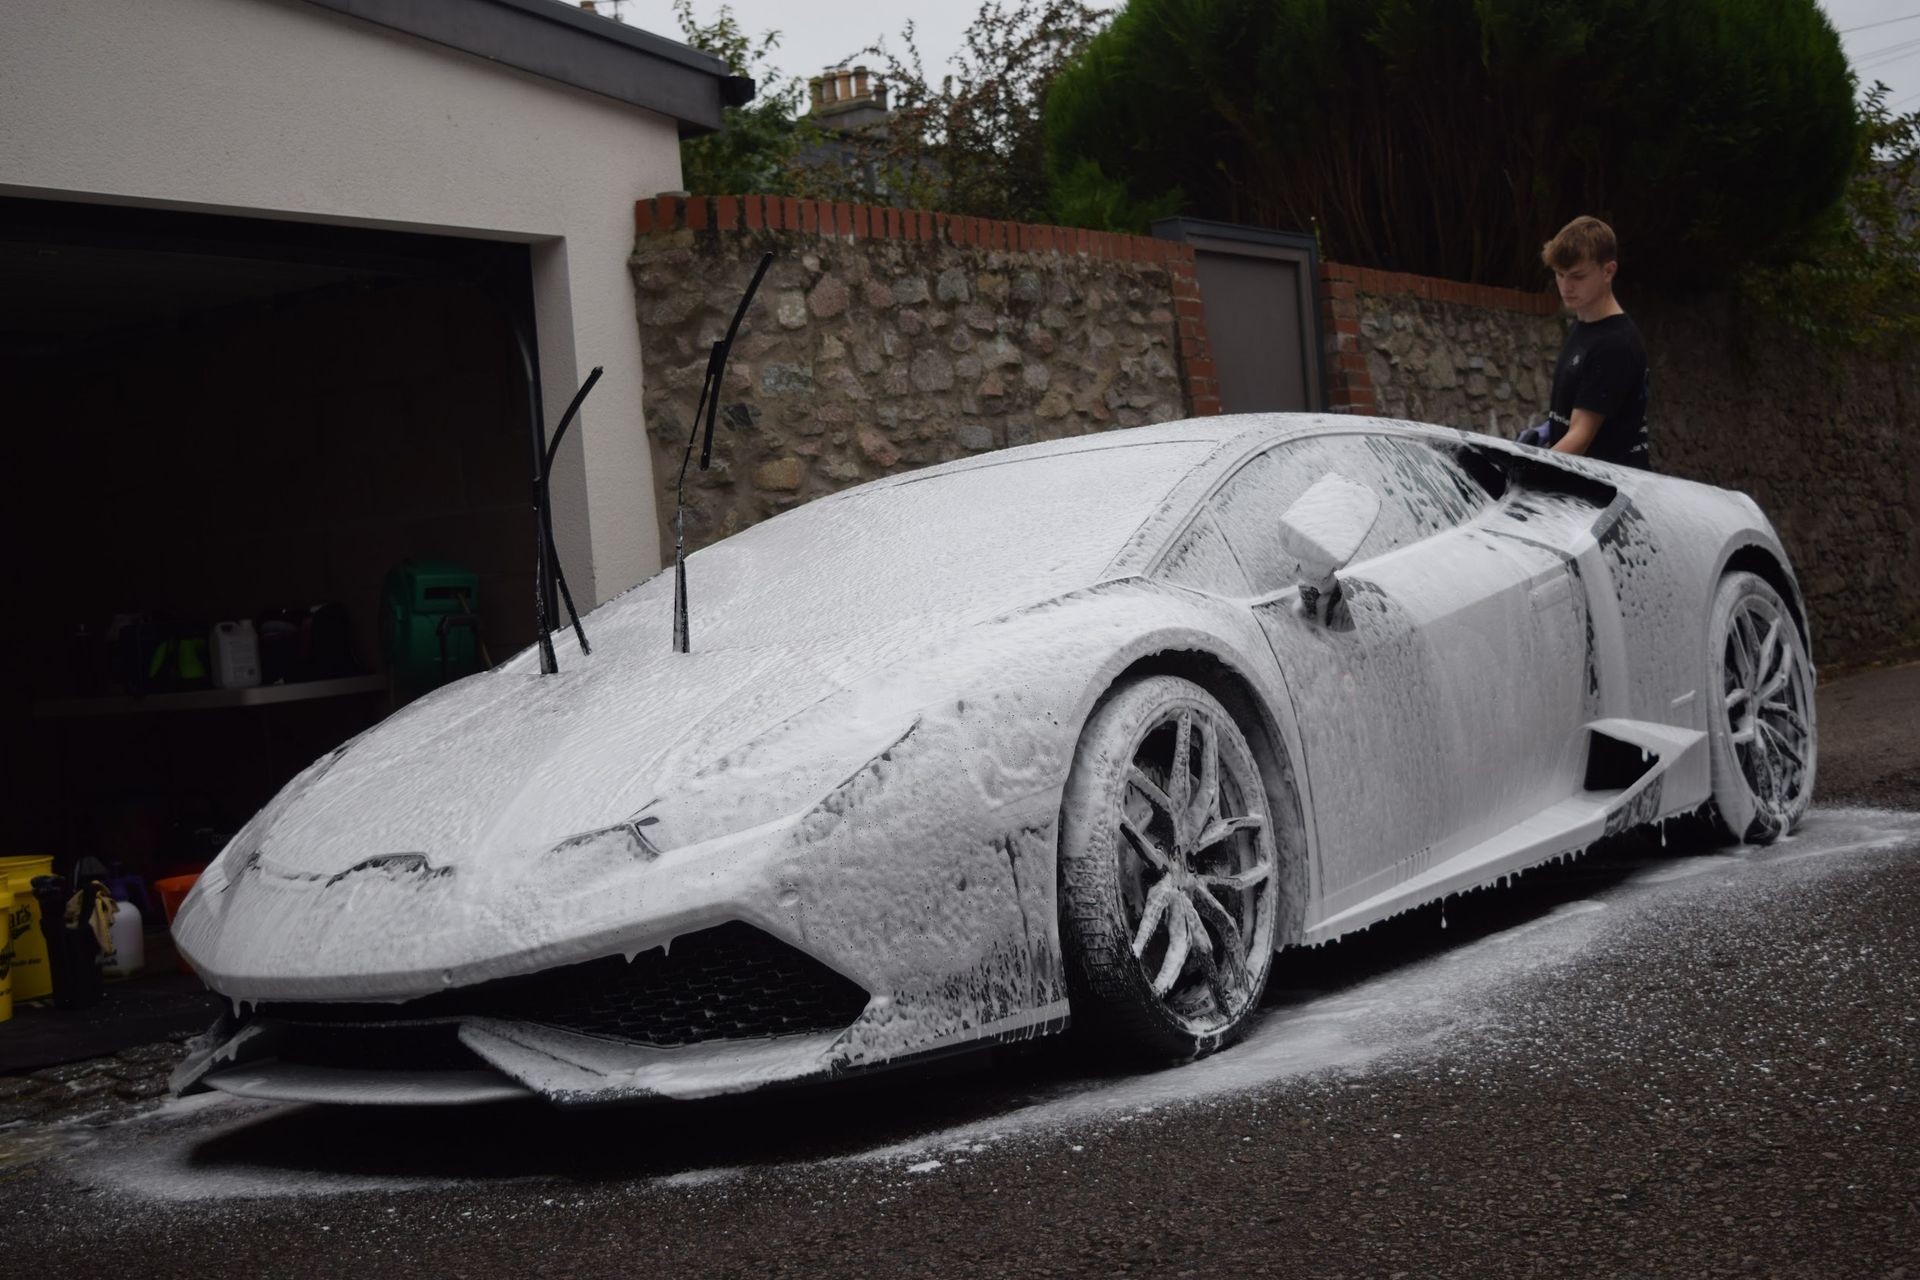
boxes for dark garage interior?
[0,197,548,1017]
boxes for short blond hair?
[1541,216,1618,270]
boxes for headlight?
[188,738,359,903]
[545,820,661,861]
[629,707,922,854]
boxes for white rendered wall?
[0,0,685,602]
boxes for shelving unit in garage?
[0,199,539,1030]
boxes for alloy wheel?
[1115,706,1273,1032]
[1720,593,1814,829]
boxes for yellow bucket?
[1,856,56,1005]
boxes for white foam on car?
[166,417,1798,1104]
[172,431,1230,1007]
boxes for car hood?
[248,624,921,880]
[243,436,1229,879]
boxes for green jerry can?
[382,560,484,694]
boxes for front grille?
[252,922,868,1049]
[526,923,869,1045]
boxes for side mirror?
[1276,472,1381,621]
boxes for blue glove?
[1518,417,1555,448]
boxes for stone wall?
[629,199,1918,667]
[1319,262,1563,435]
[1631,291,1920,666]
[1320,262,1920,668]
[631,197,1218,553]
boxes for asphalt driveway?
[6,662,1919,1279]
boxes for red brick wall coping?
[1322,261,1560,317]
[1318,261,1561,415]
[636,195,1221,416]
[637,195,1191,263]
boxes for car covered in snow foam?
[172,414,1815,1105]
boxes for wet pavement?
[0,1041,184,1125]
[5,664,1918,1278]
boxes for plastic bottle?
[100,898,144,978]
[212,619,262,689]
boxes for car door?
[1209,432,1585,918]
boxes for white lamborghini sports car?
[171,415,1815,1105]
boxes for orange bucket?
[155,872,202,974]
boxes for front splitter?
[203,1062,533,1106]
[172,1013,851,1107]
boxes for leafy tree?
[1044,0,1858,287]
[671,1,1109,222]
[802,1,1111,223]
[1047,156,1184,232]
[1742,84,1920,351]
[672,0,817,196]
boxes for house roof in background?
[300,0,753,135]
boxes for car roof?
[1073,413,1457,577]
[812,412,1523,577]
[853,416,1254,494]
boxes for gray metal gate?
[1153,217,1322,413]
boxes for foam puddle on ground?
[60,806,1920,1202]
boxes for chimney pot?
[837,68,855,101]
[853,67,870,97]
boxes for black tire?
[1058,676,1281,1059]
[1705,571,1817,844]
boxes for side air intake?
[1584,728,1659,794]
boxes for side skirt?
[1303,718,1708,945]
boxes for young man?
[1537,216,1651,469]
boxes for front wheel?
[1058,676,1280,1059]
[1705,571,1816,844]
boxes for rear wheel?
[1706,571,1816,844]
[1058,676,1280,1059]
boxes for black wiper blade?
[678,251,774,491]
[513,323,560,677]
[540,366,602,659]
[522,349,603,676]
[674,251,774,654]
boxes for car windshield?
[650,439,1216,646]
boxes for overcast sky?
[1825,0,1920,110]
[620,1,1920,116]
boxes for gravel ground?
[4,664,1916,1278]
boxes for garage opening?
[0,197,547,1012]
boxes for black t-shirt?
[1547,313,1650,469]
